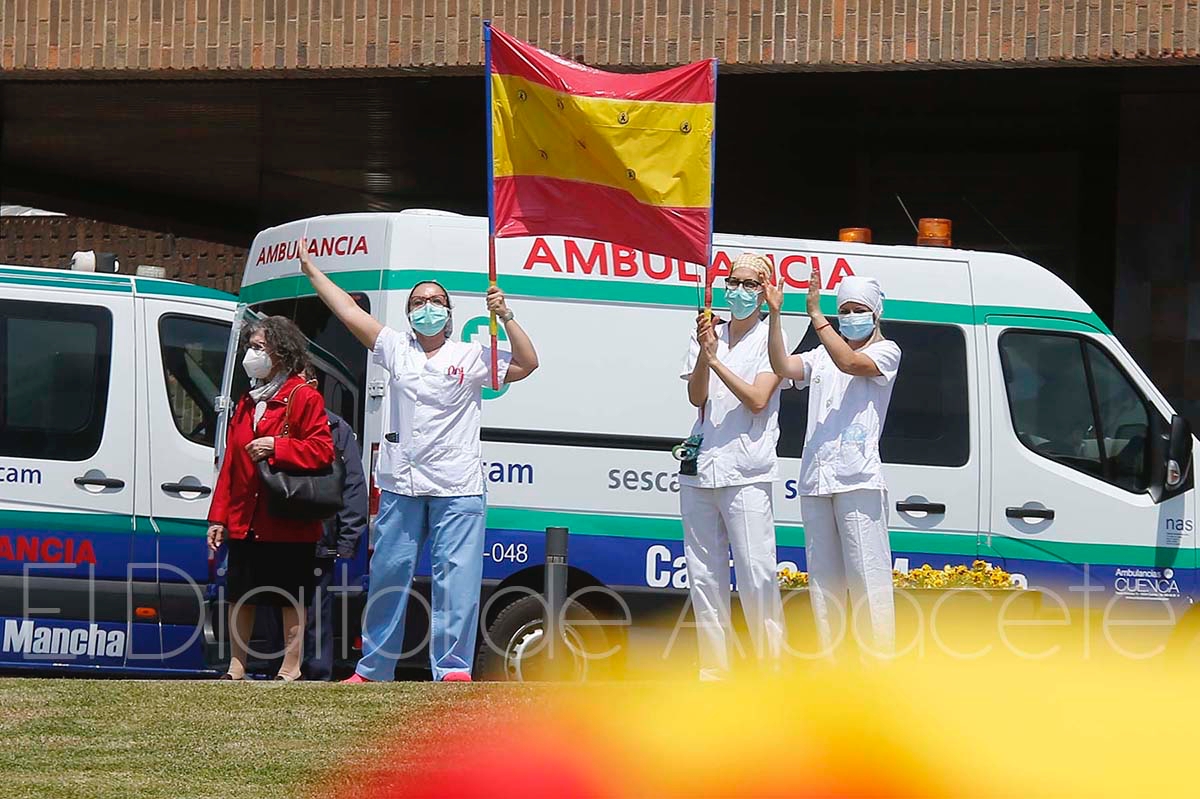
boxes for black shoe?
[218,673,241,681]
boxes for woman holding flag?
[764,264,901,659]
[679,252,788,681]
[298,243,539,682]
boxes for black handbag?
[255,384,346,521]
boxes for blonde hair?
[730,252,773,285]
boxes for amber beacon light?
[917,218,952,247]
[838,227,873,243]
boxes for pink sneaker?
[341,673,373,684]
[441,672,472,683]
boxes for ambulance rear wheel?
[475,595,610,682]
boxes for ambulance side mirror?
[1166,415,1193,488]
[1152,414,1193,503]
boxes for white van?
[229,211,1197,676]
[0,262,238,673]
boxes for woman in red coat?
[207,316,334,681]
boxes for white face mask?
[837,311,876,341]
[242,348,273,380]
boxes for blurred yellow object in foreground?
[347,649,1198,798]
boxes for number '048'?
[491,543,529,563]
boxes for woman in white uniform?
[764,264,901,658]
[299,244,539,682]
[680,253,788,680]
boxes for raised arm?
[687,312,713,408]
[805,263,882,377]
[763,276,807,380]
[299,240,384,349]
[486,286,539,383]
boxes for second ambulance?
[226,210,1197,676]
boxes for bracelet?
[814,321,832,332]
[500,309,515,323]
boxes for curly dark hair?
[239,315,310,379]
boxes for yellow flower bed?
[778,560,1017,590]
[777,566,809,590]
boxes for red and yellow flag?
[488,26,716,266]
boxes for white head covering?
[836,276,884,318]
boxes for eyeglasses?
[409,295,449,309]
[724,278,763,291]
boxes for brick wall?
[0,216,247,294]
[3,1,1199,75]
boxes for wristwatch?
[500,309,515,323]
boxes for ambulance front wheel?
[475,595,611,682]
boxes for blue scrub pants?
[355,491,486,681]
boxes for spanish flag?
[487,25,716,267]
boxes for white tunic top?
[373,326,512,497]
[679,318,786,489]
[792,339,902,497]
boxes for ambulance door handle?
[161,481,213,497]
[896,501,945,514]
[1006,506,1055,520]
[74,476,126,489]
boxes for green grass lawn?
[0,678,545,799]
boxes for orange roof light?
[839,227,872,244]
[917,218,952,247]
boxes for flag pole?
[484,20,499,391]
[704,57,718,324]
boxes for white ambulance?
[0,259,238,673]
[228,211,1197,677]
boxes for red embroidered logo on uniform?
[447,366,465,384]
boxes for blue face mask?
[838,311,875,341]
[409,303,449,337]
[727,286,762,320]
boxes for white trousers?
[800,489,895,658]
[680,482,786,680]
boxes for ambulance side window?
[777,321,970,467]
[159,315,231,448]
[1086,344,1151,492]
[0,299,113,460]
[999,331,1152,493]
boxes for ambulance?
[0,255,374,676]
[227,211,1197,677]
[0,259,242,673]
